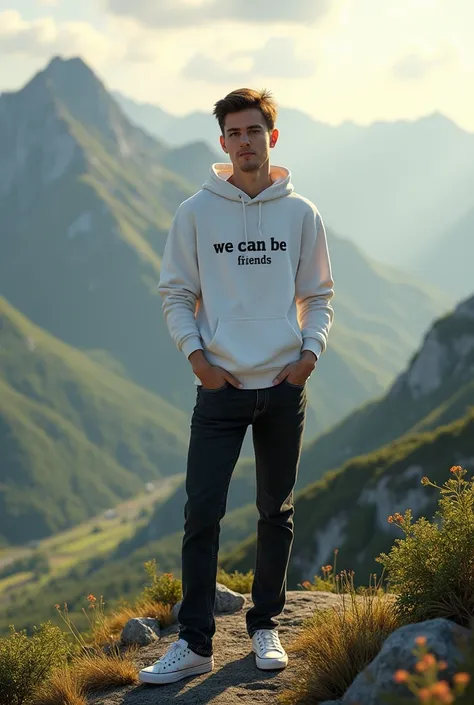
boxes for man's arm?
[295,206,334,359]
[158,204,203,360]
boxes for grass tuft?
[31,668,86,705]
[280,574,401,705]
[75,652,138,693]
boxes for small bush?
[377,466,474,626]
[0,623,70,705]
[279,574,401,705]
[142,560,182,606]
[217,568,254,594]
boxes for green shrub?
[216,568,254,594]
[0,622,70,705]
[377,466,474,627]
[142,560,182,606]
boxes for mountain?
[0,57,449,446]
[0,296,188,545]
[114,92,474,275]
[221,295,474,580]
[0,56,215,415]
[416,204,474,299]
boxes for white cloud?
[0,10,115,64]
[392,42,458,80]
[104,0,334,28]
[183,36,317,82]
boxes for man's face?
[220,108,278,172]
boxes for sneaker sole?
[139,658,214,685]
[255,654,288,671]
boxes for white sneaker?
[251,629,288,670]
[139,639,214,685]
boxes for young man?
[139,88,334,685]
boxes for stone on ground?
[120,617,160,647]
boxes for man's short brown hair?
[213,88,278,134]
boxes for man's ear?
[219,134,228,153]
[270,128,279,148]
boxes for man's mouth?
[239,151,255,157]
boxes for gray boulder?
[171,583,246,624]
[324,618,470,705]
[215,582,246,614]
[120,617,160,646]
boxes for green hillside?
[296,294,474,490]
[0,297,188,544]
[222,408,474,585]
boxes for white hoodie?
[158,163,334,389]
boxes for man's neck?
[228,165,273,199]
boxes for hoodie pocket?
[207,316,302,372]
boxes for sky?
[1,0,473,130]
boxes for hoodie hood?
[202,162,294,246]
[203,162,294,203]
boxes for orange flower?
[393,670,409,684]
[421,476,430,485]
[301,580,312,588]
[450,466,462,474]
[388,515,394,523]
[54,604,60,610]
[87,594,96,602]
[423,654,436,667]
[393,512,403,522]
[418,688,431,703]
[453,672,471,686]
[415,636,427,646]
[438,661,448,671]
[430,681,454,703]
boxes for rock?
[215,583,246,614]
[336,618,470,705]
[170,584,245,625]
[120,617,160,646]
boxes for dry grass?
[279,588,402,705]
[31,653,138,705]
[92,598,173,647]
[75,652,138,693]
[31,668,86,705]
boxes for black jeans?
[177,379,307,657]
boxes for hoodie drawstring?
[240,196,248,247]
[240,196,263,245]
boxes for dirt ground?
[90,591,343,705]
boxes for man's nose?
[240,133,250,145]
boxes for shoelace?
[257,630,282,652]
[157,640,186,665]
